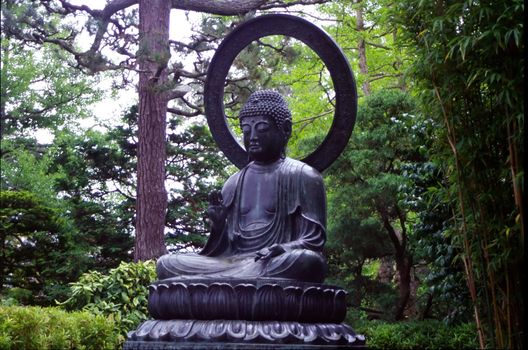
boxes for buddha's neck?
[249,158,284,173]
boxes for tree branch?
[172,0,266,14]
[33,0,329,75]
[58,0,330,19]
[167,107,201,117]
[395,204,407,251]
[379,209,403,255]
[260,0,331,10]
[367,73,402,83]
[365,40,392,50]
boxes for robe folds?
[156,158,328,283]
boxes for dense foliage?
[326,89,425,320]
[0,305,120,350]
[0,189,89,304]
[61,261,156,341]
[0,102,227,302]
[0,39,100,136]
[0,0,523,348]
[354,318,479,350]
[394,0,524,347]
[1,139,133,302]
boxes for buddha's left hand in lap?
[255,244,286,261]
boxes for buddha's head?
[238,90,292,163]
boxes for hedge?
[0,306,120,350]
[0,302,479,350]
[354,318,479,349]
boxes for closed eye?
[255,122,269,132]
[242,126,251,134]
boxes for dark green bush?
[351,318,479,349]
[61,260,156,339]
[0,190,79,305]
[0,288,33,306]
[0,305,120,350]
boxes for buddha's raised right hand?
[207,190,227,233]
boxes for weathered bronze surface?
[125,14,364,349]
[126,319,364,345]
[147,278,347,323]
[156,90,328,283]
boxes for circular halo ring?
[204,14,357,172]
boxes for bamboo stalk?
[505,110,521,349]
[506,272,511,349]
[506,118,524,244]
[476,199,502,349]
[433,83,485,349]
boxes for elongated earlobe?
[282,120,292,140]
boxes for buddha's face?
[240,115,288,163]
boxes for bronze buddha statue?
[156,90,327,283]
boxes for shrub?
[0,190,78,305]
[61,260,156,340]
[351,318,479,349]
[0,305,119,350]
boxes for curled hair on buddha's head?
[238,90,292,136]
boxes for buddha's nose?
[250,128,258,141]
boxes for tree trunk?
[420,293,433,320]
[394,252,412,320]
[134,0,171,261]
[380,211,412,320]
[356,0,370,96]
[0,36,9,128]
[393,31,407,91]
[350,259,365,308]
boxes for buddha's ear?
[282,119,292,139]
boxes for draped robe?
[156,158,327,283]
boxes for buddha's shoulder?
[220,172,237,207]
[222,171,241,194]
[283,158,323,181]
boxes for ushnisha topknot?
[238,90,292,129]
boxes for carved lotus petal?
[168,319,193,340]
[226,320,246,340]
[234,284,256,320]
[254,284,284,321]
[244,321,259,341]
[207,283,237,319]
[299,286,322,323]
[332,289,347,322]
[133,320,158,340]
[187,283,207,319]
[283,286,303,321]
[147,285,160,318]
[269,321,289,339]
[148,320,171,341]
[166,283,190,319]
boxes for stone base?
[130,278,366,348]
[148,278,347,323]
[125,319,365,347]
